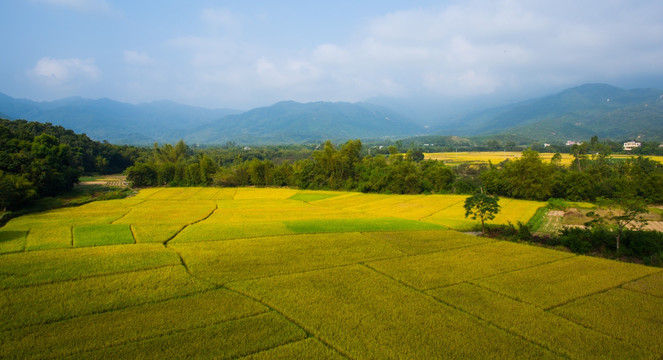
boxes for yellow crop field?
[425,151,663,166]
[551,287,663,354]
[366,241,574,290]
[428,283,651,359]
[473,255,660,309]
[2,186,662,358]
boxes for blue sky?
[2,0,663,110]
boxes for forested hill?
[0,93,238,144]
[436,84,663,142]
[0,118,138,210]
[186,101,425,144]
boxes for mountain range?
[1,83,662,144]
[437,83,663,142]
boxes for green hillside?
[443,84,663,142]
[186,101,424,144]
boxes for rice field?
[425,151,663,166]
[1,187,662,359]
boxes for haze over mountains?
[1,83,662,145]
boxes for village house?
[623,141,642,151]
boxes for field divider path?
[1,263,183,291]
[420,254,578,293]
[620,271,663,299]
[224,285,353,359]
[56,310,277,360]
[110,208,134,224]
[544,270,663,311]
[542,287,661,355]
[461,279,656,351]
[129,225,137,244]
[162,202,219,246]
[417,198,466,221]
[163,246,223,290]
[22,229,29,252]
[358,262,565,358]
[357,232,409,257]
[1,266,218,332]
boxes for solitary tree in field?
[464,192,501,234]
[594,196,648,253]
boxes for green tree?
[595,197,648,253]
[126,163,157,187]
[464,192,501,233]
[502,149,554,200]
[0,171,36,211]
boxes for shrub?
[559,227,592,254]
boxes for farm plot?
[2,187,662,359]
[1,289,270,359]
[0,243,179,289]
[473,255,660,309]
[227,265,557,359]
[366,241,574,290]
[171,232,404,284]
[0,265,212,331]
[428,283,651,359]
[551,288,663,354]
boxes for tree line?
[127,139,456,194]
[127,137,663,205]
[481,146,663,203]
[0,119,137,210]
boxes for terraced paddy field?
[1,187,662,359]
[425,151,663,166]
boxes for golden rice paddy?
[1,187,661,358]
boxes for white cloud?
[136,1,663,108]
[123,50,154,65]
[201,8,243,35]
[30,57,100,86]
[36,0,113,13]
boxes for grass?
[363,230,495,255]
[64,312,306,360]
[1,289,268,359]
[1,186,662,358]
[428,283,654,359]
[551,288,663,354]
[0,230,27,254]
[171,232,404,285]
[241,338,344,360]
[0,243,180,289]
[0,265,213,331]
[25,226,72,250]
[228,265,557,359]
[288,191,342,202]
[473,255,661,309]
[73,224,135,247]
[425,151,663,167]
[285,217,443,233]
[623,271,663,297]
[366,241,574,290]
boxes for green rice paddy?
[1,187,661,359]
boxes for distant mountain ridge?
[2,83,663,145]
[0,93,423,144]
[0,93,239,144]
[186,101,425,144]
[437,83,663,142]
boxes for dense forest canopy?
[4,116,663,211]
[0,118,138,210]
[127,137,663,205]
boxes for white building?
[623,141,642,151]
